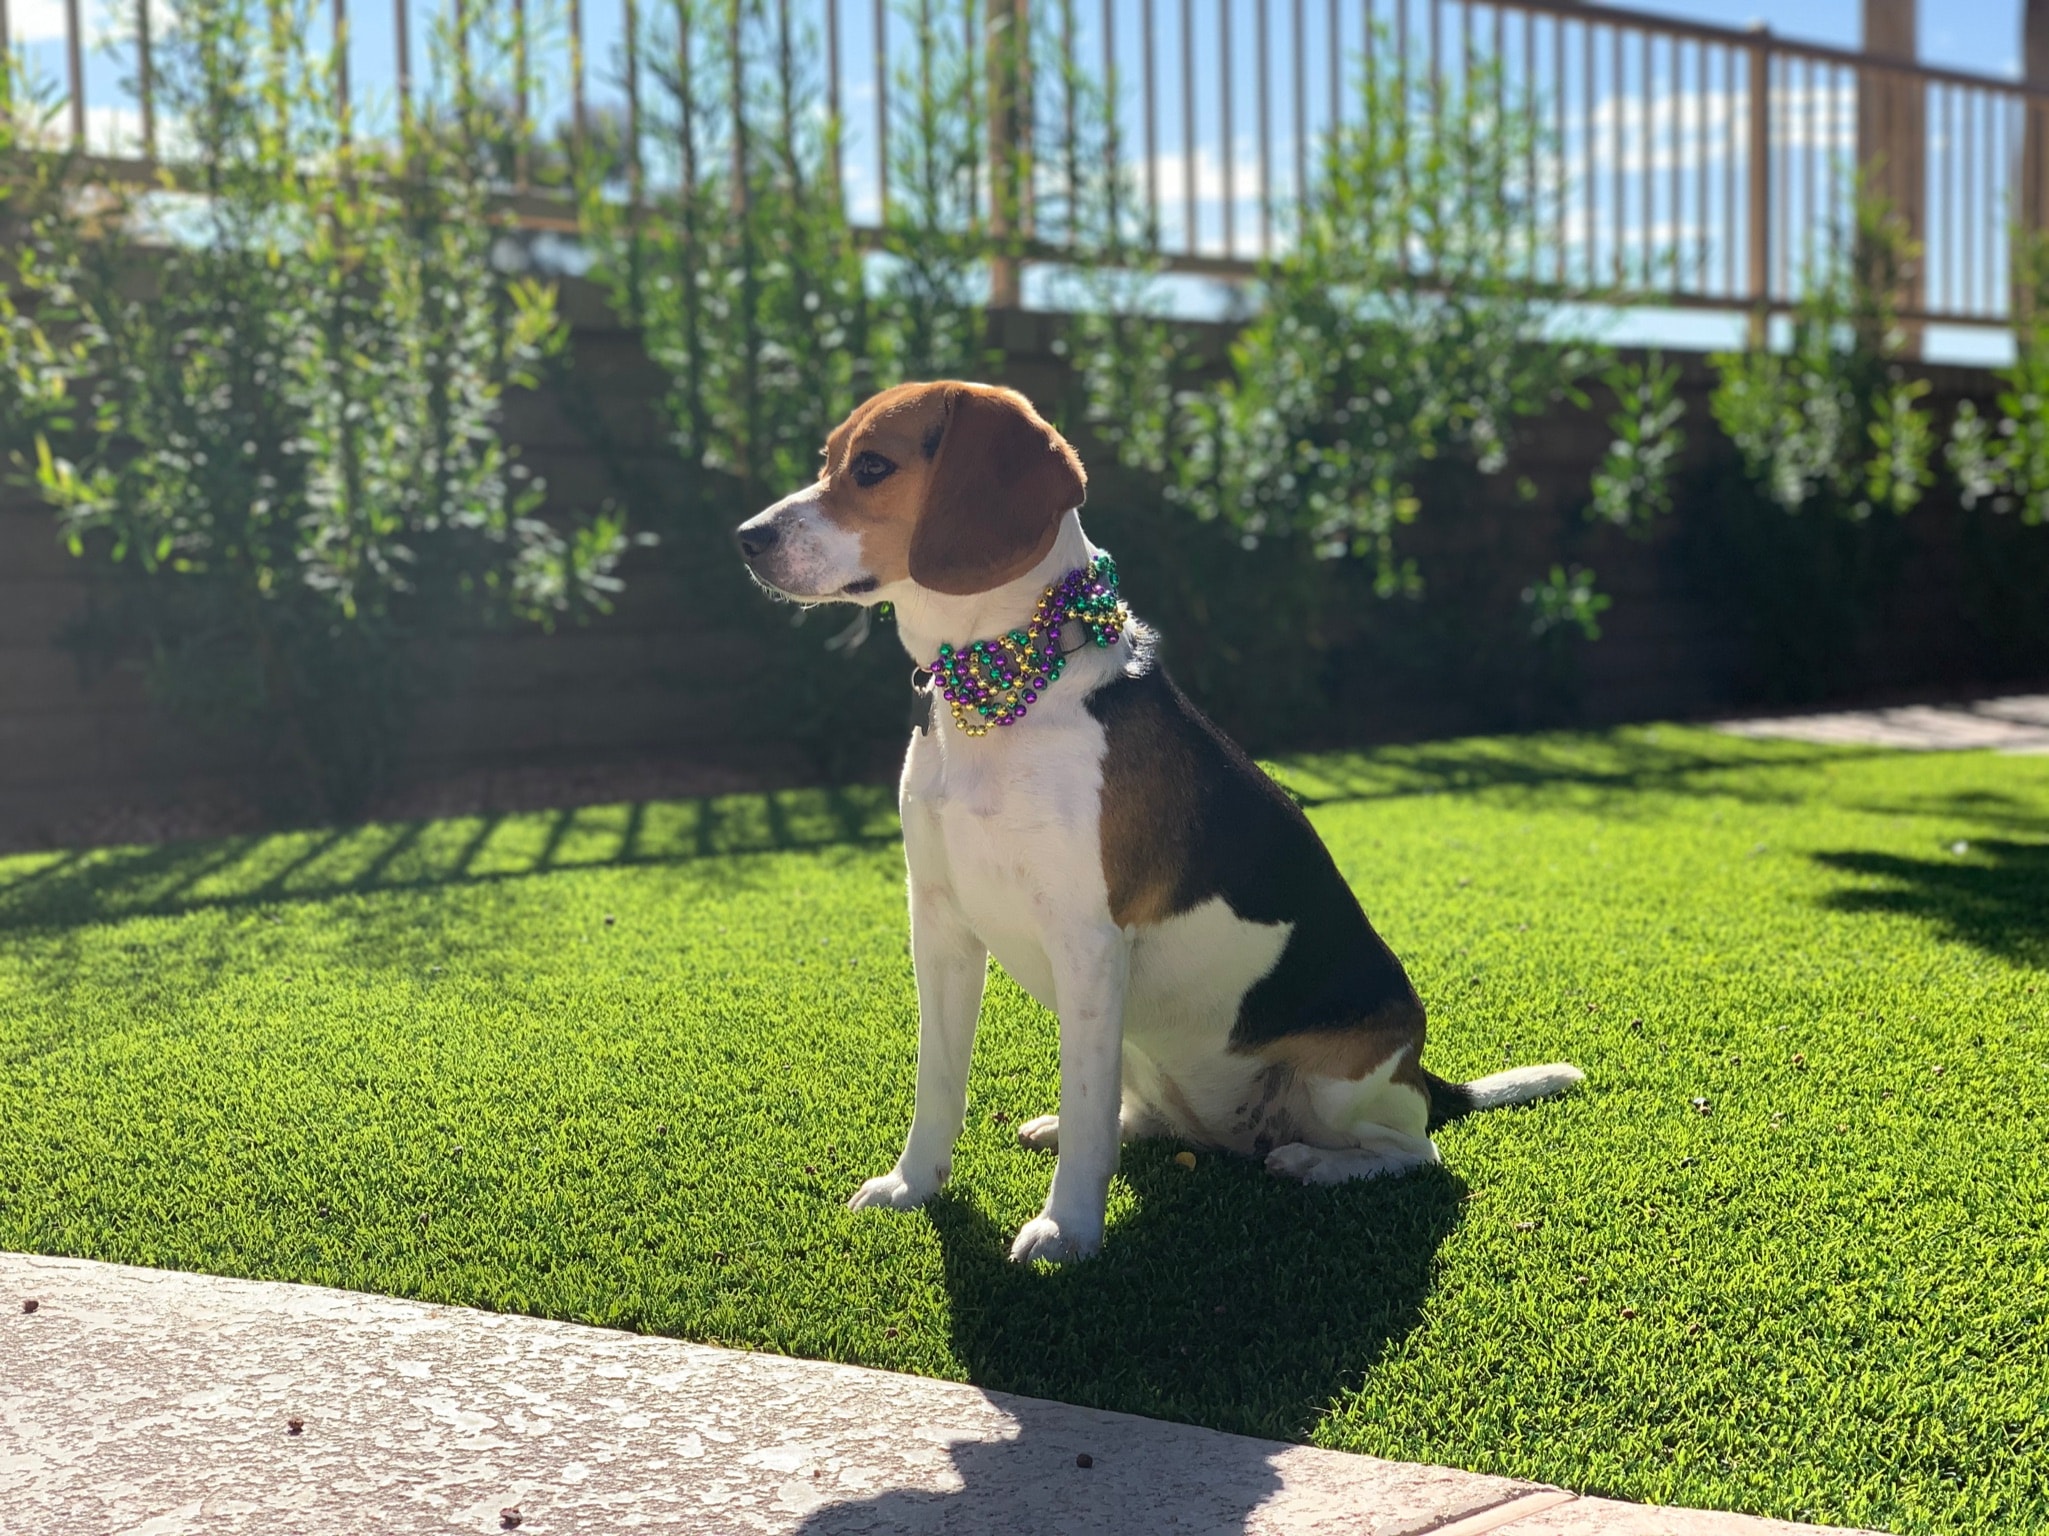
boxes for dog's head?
[735,381,1086,602]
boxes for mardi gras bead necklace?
[919,554,1129,737]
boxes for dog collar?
[915,555,1129,737]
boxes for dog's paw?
[1008,1213,1101,1265]
[847,1169,935,1211]
[1264,1142,1338,1184]
[1015,1114,1061,1151]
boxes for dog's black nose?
[736,523,779,560]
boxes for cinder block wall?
[0,289,2040,845]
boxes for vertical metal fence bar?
[334,0,350,145]
[729,0,746,214]
[65,0,83,147]
[1958,84,1975,315]
[515,0,530,186]
[1747,31,1769,332]
[627,0,644,199]
[1492,2,1504,132]
[1963,86,1977,316]
[0,0,11,99]
[1221,0,1234,258]
[1670,40,1683,289]
[1143,0,1158,240]
[1332,0,1343,153]
[1292,0,1305,222]
[1362,0,1373,108]
[572,0,587,139]
[395,0,411,127]
[1522,8,1533,284]
[963,0,978,221]
[139,0,157,159]
[1805,55,1818,279]
[1257,0,1271,256]
[1019,0,1035,238]
[1182,0,1195,252]
[1428,0,1439,123]
[1553,13,1565,287]
[873,0,887,221]
[1610,24,1622,287]
[1637,28,1650,286]
[828,0,843,198]
[1582,18,1594,287]
[678,0,696,197]
[1394,0,1407,124]
[1773,53,1787,300]
[1725,44,1738,297]
[1944,85,1957,315]
[1696,39,1708,292]
[1065,0,1079,246]
[1982,91,1996,314]
[1103,0,1117,240]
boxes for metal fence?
[4,0,2041,327]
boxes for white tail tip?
[1460,1063,1586,1111]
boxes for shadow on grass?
[1270,730,1889,815]
[793,1146,1462,1529]
[0,784,903,934]
[795,1146,1462,1531]
[1814,838,2049,968]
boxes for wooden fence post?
[987,0,1028,309]
[1746,23,1772,348]
[1858,0,1923,351]
[2021,0,2049,315]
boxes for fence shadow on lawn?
[1812,837,2049,969]
[0,783,905,933]
[1268,730,1890,819]
[796,1147,1464,1530]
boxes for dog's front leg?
[848,838,988,1212]
[1010,923,1130,1265]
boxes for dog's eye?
[851,451,896,488]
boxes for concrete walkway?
[2,1253,1877,1536]
[1717,693,2049,753]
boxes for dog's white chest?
[902,707,1114,1008]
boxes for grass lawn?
[2,727,2045,1534]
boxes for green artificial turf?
[2,727,2046,1533]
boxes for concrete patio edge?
[1,1252,1881,1536]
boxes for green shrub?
[0,0,628,818]
[1709,190,1934,522]
[1949,232,2049,524]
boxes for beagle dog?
[736,381,1583,1264]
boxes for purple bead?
[997,714,1014,726]
[1023,690,1038,703]
[1032,676,1047,689]
[942,690,957,702]
[1013,705,1027,718]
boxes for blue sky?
[1608,1,2021,77]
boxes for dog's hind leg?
[1263,1125,1441,1184]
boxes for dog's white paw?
[1263,1142,1332,1183]
[847,1169,936,1211]
[1264,1139,1433,1185]
[1015,1114,1061,1151]
[1008,1213,1101,1265]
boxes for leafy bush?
[0,0,628,818]
[1590,354,1685,533]
[1080,50,1610,591]
[1948,233,2049,524]
[1709,190,1934,521]
[1695,191,1933,701]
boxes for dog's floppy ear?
[908,385,1086,595]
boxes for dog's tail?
[1424,1063,1585,1131]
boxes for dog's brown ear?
[908,385,1086,595]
